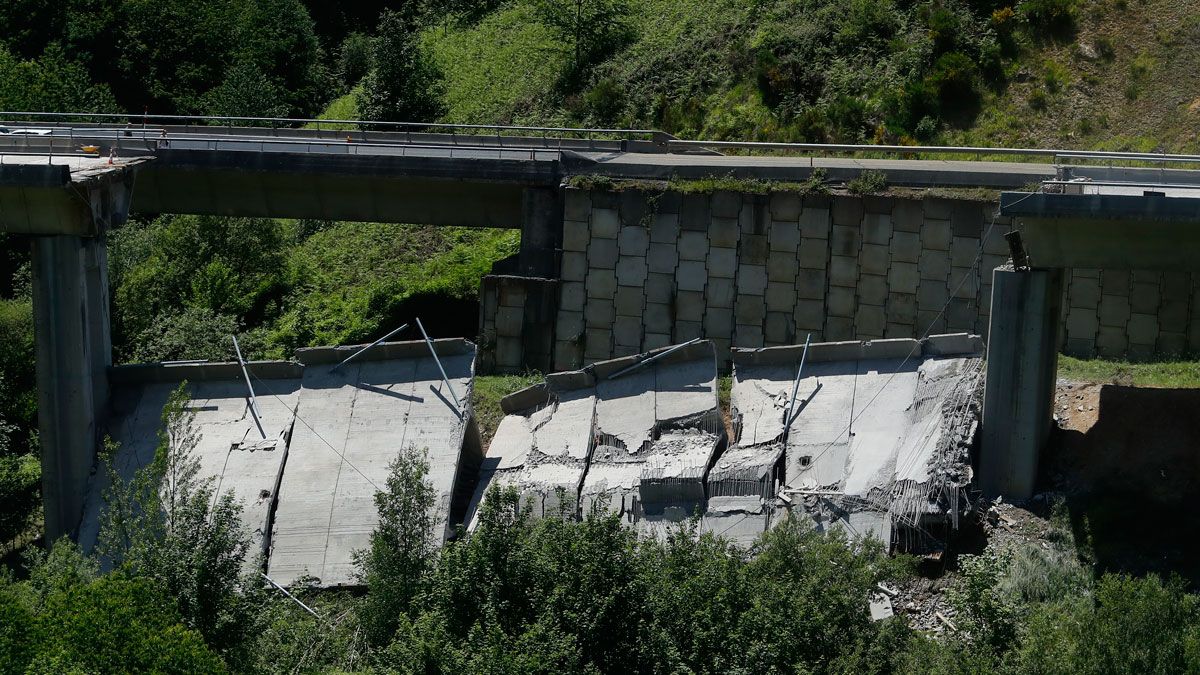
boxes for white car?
[5,128,53,136]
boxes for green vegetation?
[4,1,1200,671]
[847,170,889,195]
[0,0,326,117]
[567,169,832,196]
[1057,355,1200,388]
[472,374,543,445]
[107,217,518,362]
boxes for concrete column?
[980,267,1063,499]
[517,187,561,278]
[32,235,111,543]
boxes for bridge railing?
[0,127,572,162]
[0,111,670,149]
[5,111,1200,173]
[665,139,1200,171]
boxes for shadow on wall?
[1044,385,1200,586]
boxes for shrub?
[359,9,444,122]
[1014,574,1200,674]
[930,51,982,113]
[1018,0,1079,36]
[98,386,262,667]
[847,170,888,195]
[337,32,372,89]
[0,452,39,549]
[355,448,436,647]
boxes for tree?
[0,43,119,113]
[98,384,262,667]
[358,9,444,123]
[108,215,289,361]
[355,447,436,647]
[531,0,631,82]
[1,540,225,674]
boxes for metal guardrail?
[666,139,1200,166]
[0,131,566,162]
[0,110,662,140]
[5,112,1200,173]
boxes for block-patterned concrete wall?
[479,275,558,373]
[1062,269,1200,359]
[552,188,1009,370]
[545,186,1200,371]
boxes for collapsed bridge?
[472,335,983,549]
[80,339,481,588]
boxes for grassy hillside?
[411,0,1200,151]
[107,217,518,363]
[948,0,1200,152]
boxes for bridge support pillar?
[980,266,1063,500]
[31,235,113,544]
[517,187,561,278]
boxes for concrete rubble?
[467,340,724,535]
[726,334,984,549]
[475,335,983,551]
[78,338,482,588]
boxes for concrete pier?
[32,235,113,543]
[980,267,1064,500]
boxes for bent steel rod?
[260,573,324,623]
[232,334,267,439]
[606,337,703,380]
[330,323,409,373]
[415,317,460,410]
[784,333,813,436]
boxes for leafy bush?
[359,9,444,122]
[337,32,372,89]
[1,541,224,674]
[847,170,888,195]
[1018,0,1080,36]
[109,215,289,361]
[98,386,262,668]
[356,448,437,647]
[1013,574,1200,674]
[0,453,39,549]
[0,44,119,113]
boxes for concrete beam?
[1001,192,1200,271]
[130,149,559,227]
[0,163,137,236]
[980,267,1063,500]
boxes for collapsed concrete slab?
[80,361,304,564]
[268,339,480,587]
[78,338,482,588]
[725,335,984,549]
[467,340,724,535]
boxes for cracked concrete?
[468,340,724,536]
[79,339,481,588]
[724,335,984,549]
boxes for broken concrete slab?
[268,339,479,588]
[80,361,304,566]
[468,340,724,535]
[722,334,984,549]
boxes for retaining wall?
[479,186,1200,372]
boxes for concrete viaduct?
[1,114,1198,543]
